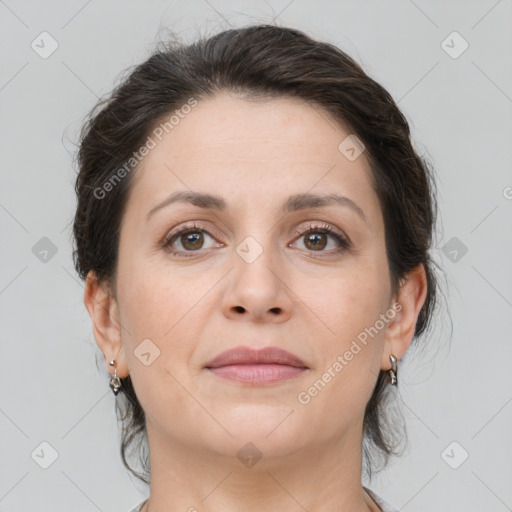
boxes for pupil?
[183,232,203,250]
[306,233,326,250]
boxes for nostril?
[269,307,281,314]
[234,306,245,313]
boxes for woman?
[73,24,438,512]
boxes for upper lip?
[205,346,308,369]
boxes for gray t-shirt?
[128,487,399,512]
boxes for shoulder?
[363,486,400,512]
[128,499,147,512]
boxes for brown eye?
[304,232,327,250]
[292,224,350,255]
[163,224,220,256]
[180,231,204,250]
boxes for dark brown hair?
[73,23,441,484]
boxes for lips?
[204,346,308,385]
[204,346,308,369]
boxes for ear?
[381,263,428,371]
[83,271,129,378]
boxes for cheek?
[116,264,202,419]
[293,274,388,428]
[118,253,198,334]
[117,257,221,377]
[298,262,390,395]
[300,263,390,340]
[115,261,182,371]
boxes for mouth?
[204,346,309,385]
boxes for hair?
[72,23,441,485]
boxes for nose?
[221,239,294,323]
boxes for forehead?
[125,93,381,227]
[145,93,353,164]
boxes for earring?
[109,359,122,395]
[388,353,398,386]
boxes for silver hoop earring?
[388,353,398,386]
[109,359,122,395]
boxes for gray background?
[1,1,511,511]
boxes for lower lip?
[206,364,307,384]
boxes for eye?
[163,223,221,256]
[162,222,350,258]
[291,223,350,255]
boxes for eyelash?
[162,222,351,257]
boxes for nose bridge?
[231,205,277,272]
[234,231,280,294]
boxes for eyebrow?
[146,191,367,223]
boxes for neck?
[139,421,380,512]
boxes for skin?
[84,92,427,512]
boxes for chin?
[208,404,303,447]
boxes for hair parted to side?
[72,23,441,485]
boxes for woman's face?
[108,93,402,460]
